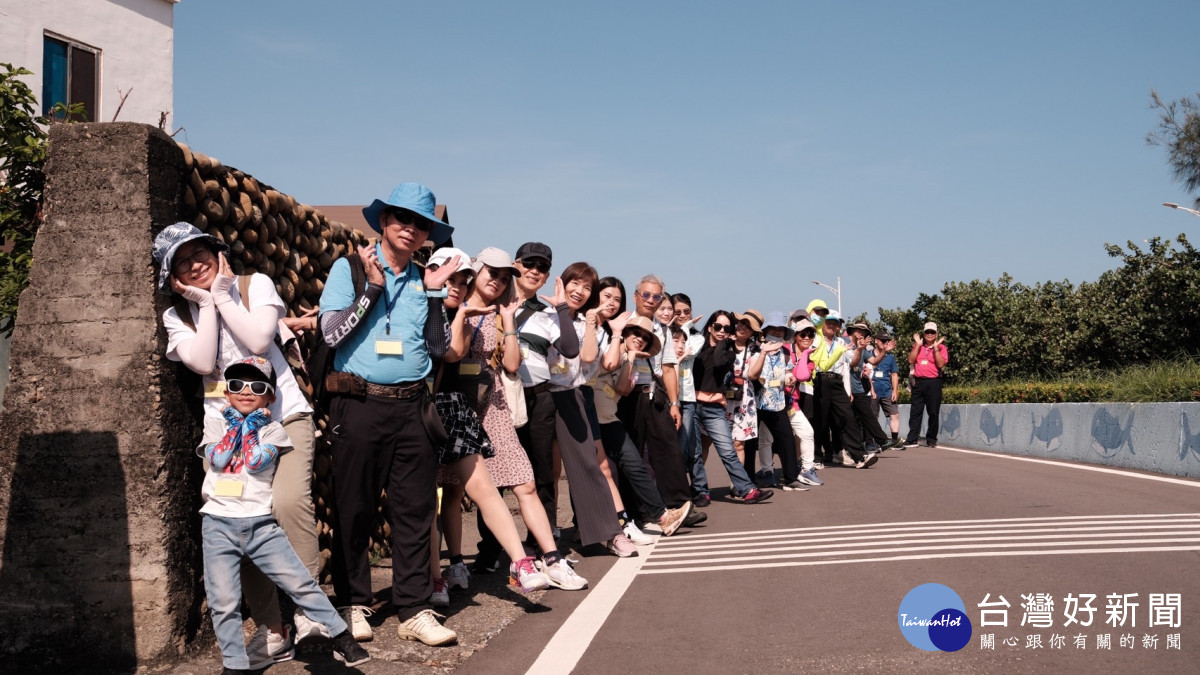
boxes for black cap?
[515,242,553,264]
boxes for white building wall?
[0,0,176,126]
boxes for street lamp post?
[1163,202,1200,218]
[811,275,840,314]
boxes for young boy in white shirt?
[199,357,369,673]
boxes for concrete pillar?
[0,123,204,670]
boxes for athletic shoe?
[539,558,589,590]
[839,450,854,466]
[431,577,450,607]
[509,555,551,593]
[856,452,879,469]
[330,629,372,667]
[444,561,470,591]
[246,624,293,667]
[396,609,457,646]
[692,493,711,508]
[292,609,329,643]
[754,469,778,488]
[926,440,938,448]
[742,487,773,504]
[682,510,708,527]
[812,461,825,470]
[624,521,654,545]
[798,468,824,486]
[337,605,374,642]
[607,533,639,558]
[658,502,693,536]
[781,480,810,491]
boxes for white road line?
[642,536,1200,567]
[653,513,1200,545]
[933,444,1200,486]
[649,528,1200,559]
[638,545,1200,574]
[526,539,656,675]
[654,522,1200,552]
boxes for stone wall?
[0,123,201,670]
[899,402,1200,478]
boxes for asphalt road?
[459,443,1200,674]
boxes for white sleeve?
[260,421,293,452]
[200,413,227,447]
[163,305,193,362]
[660,325,678,366]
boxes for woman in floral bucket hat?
[153,222,323,660]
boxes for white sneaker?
[247,624,292,668]
[623,521,654,545]
[508,555,551,593]
[337,605,374,642]
[538,558,588,591]
[293,609,329,643]
[444,561,470,591]
[431,577,450,607]
[396,609,457,646]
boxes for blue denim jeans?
[677,401,710,497]
[696,401,756,496]
[202,514,348,669]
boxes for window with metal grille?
[42,34,99,121]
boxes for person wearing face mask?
[754,312,806,491]
[905,321,949,448]
[728,310,775,486]
[786,317,823,486]
[806,299,830,328]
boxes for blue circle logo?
[898,583,972,652]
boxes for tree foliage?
[1148,89,1200,207]
[875,235,1200,382]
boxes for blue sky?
[174,1,1200,320]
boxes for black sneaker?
[682,510,708,527]
[692,494,711,508]
[926,440,938,448]
[743,487,774,504]
[331,629,371,667]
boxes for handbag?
[502,369,528,427]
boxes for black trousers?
[851,392,889,446]
[617,390,692,509]
[515,388,558,528]
[907,376,943,444]
[814,373,866,463]
[745,408,799,483]
[598,420,667,522]
[328,392,436,620]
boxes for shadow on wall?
[0,432,135,673]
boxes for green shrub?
[927,357,1200,404]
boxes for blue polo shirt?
[319,243,431,384]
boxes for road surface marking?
[934,444,1200,486]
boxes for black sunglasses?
[385,208,432,232]
[924,330,938,335]
[712,324,733,334]
[798,330,816,338]
[520,258,551,274]
[227,379,275,396]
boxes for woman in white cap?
[752,312,806,491]
[154,222,319,659]
[422,248,550,605]
[444,247,588,591]
[786,317,823,486]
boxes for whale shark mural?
[1090,408,1134,458]
[1181,412,1200,462]
[941,407,961,439]
[979,407,1004,446]
[1030,408,1064,451]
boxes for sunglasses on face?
[924,330,938,335]
[638,291,664,303]
[173,247,214,272]
[712,324,733,334]
[385,208,432,232]
[798,330,816,339]
[227,379,275,396]
[674,307,691,315]
[484,265,512,283]
[520,258,551,274]
[626,330,654,344]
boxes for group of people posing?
[153,181,948,674]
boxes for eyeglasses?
[384,208,432,232]
[484,265,512,283]
[674,307,691,316]
[638,291,664,303]
[519,258,551,274]
[227,379,275,396]
[172,247,214,272]
[712,324,733,334]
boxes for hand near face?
[461,305,496,318]
[170,274,213,306]
[540,276,568,307]
[762,340,786,353]
[424,256,461,290]
[358,245,385,286]
[499,294,521,319]
[912,332,922,345]
[609,311,632,335]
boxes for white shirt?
[516,305,561,386]
[198,414,291,518]
[163,274,311,424]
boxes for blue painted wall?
[899,402,1200,479]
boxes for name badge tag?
[459,362,482,376]
[520,347,531,360]
[769,379,781,388]
[204,381,226,398]
[376,337,404,355]
[874,371,884,378]
[214,477,244,498]
[636,364,652,375]
[680,368,690,379]
[920,359,929,365]
[550,362,569,375]
[603,384,619,400]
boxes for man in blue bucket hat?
[318,182,461,646]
